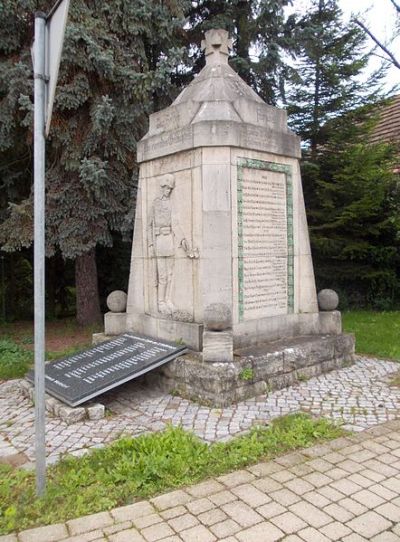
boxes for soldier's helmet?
[160,174,175,189]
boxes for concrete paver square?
[168,513,199,532]
[186,498,214,515]
[236,522,284,542]
[141,522,174,541]
[369,483,398,501]
[375,502,400,522]
[180,524,217,542]
[338,498,368,516]
[186,480,224,498]
[247,461,282,477]
[217,470,255,488]
[319,521,352,540]
[382,477,400,493]
[18,523,68,542]
[297,526,331,542]
[284,478,315,495]
[323,502,354,522]
[221,501,263,528]
[336,459,364,473]
[253,477,283,493]
[111,502,155,522]
[133,514,163,530]
[209,519,241,539]
[346,510,392,538]
[340,534,368,542]
[270,469,296,483]
[363,459,398,477]
[324,467,348,480]
[270,511,307,534]
[208,490,237,506]
[104,522,132,536]
[270,488,301,506]
[370,533,400,542]
[306,459,333,473]
[302,472,332,488]
[329,479,362,495]
[359,468,385,483]
[303,490,331,508]
[67,512,113,536]
[347,473,373,489]
[108,529,146,542]
[231,483,271,507]
[289,502,332,528]
[256,501,287,520]
[352,488,386,508]
[324,452,346,464]
[161,506,186,520]
[151,490,191,511]
[198,508,227,526]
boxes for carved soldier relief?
[147,174,198,321]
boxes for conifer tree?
[310,115,400,307]
[286,0,384,155]
[283,0,399,307]
[0,0,188,324]
[185,0,292,104]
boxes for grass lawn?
[0,319,98,379]
[0,414,344,535]
[343,310,400,361]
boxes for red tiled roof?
[370,94,400,145]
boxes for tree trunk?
[75,248,102,326]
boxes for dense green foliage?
[343,311,400,360]
[0,414,343,534]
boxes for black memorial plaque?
[27,333,187,407]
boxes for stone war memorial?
[104,29,355,406]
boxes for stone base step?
[145,333,355,407]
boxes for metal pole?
[33,12,47,497]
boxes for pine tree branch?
[389,0,400,14]
[354,18,400,70]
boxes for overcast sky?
[288,0,400,91]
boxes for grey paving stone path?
[3,419,400,541]
[0,356,400,466]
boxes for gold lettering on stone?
[241,168,288,319]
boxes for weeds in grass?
[239,368,254,381]
[0,413,344,534]
[0,339,33,379]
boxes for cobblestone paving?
[4,419,400,542]
[0,356,399,465]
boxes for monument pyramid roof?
[138,29,300,162]
[172,29,266,124]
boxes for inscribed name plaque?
[237,158,294,321]
[27,333,187,407]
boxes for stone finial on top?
[201,29,233,65]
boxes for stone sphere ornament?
[106,290,127,313]
[318,289,339,311]
[204,303,232,331]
